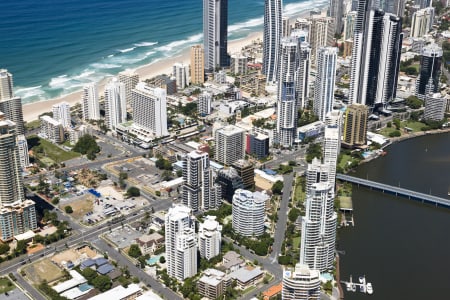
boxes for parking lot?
[104,225,142,249]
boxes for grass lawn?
[0,277,15,294]
[292,237,300,249]
[28,135,80,163]
[243,285,256,294]
[402,120,426,132]
[25,120,41,130]
[379,126,401,137]
[294,177,305,204]
[338,154,352,169]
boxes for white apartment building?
[424,93,446,121]
[173,63,189,90]
[17,134,30,168]
[263,0,282,83]
[52,101,71,128]
[0,69,13,100]
[215,125,245,165]
[82,83,100,121]
[410,7,434,38]
[40,115,64,144]
[282,264,321,300]
[0,114,37,241]
[230,53,248,75]
[198,91,212,116]
[306,157,330,195]
[300,182,337,272]
[118,70,139,105]
[104,78,127,131]
[313,47,337,122]
[165,205,197,280]
[131,82,168,138]
[322,121,341,187]
[198,215,222,260]
[203,0,228,72]
[232,189,268,237]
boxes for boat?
[359,276,366,284]
[346,282,352,291]
[366,282,373,295]
[351,284,357,292]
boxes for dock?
[340,275,373,295]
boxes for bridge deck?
[336,174,450,208]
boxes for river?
[338,132,450,300]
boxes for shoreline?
[22,31,263,123]
[21,7,328,123]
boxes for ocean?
[0,0,328,104]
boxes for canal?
[339,132,450,299]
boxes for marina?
[341,275,374,295]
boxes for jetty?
[340,275,373,295]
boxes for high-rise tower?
[416,43,442,99]
[0,113,37,241]
[0,70,25,135]
[165,205,197,280]
[82,83,100,121]
[313,47,338,122]
[203,0,228,72]
[191,45,205,84]
[52,102,71,128]
[263,0,283,83]
[309,16,335,64]
[104,78,127,131]
[328,0,344,34]
[182,150,220,212]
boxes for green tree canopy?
[91,275,111,292]
[64,206,73,214]
[72,135,100,160]
[126,186,140,197]
[272,180,284,195]
[405,96,423,109]
[128,244,142,258]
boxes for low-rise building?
[229,266,264,290]
[135,233,164,255]
[222,251,244,272]
[89,283,142,300]
[197,269,228,299]
[40,115,64,143]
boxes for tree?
[306,143,323,163]
[272,180,284,195]
[128,244,142,258]
[72,135,100,160]
[393,118,401,130]
[389,130,401,137]
[405,96,423,109]
[64,206,73,214]
[159,256,166,264]
[0,243,10,255]
[126,186,140,197]
[91,275,111,292]
[52,197,60,205]
[288,207,301,223]
[82,267,97,283]
[15,240,27,255]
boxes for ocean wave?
[228,17,264,33]
[156,33,202,53]
[283,0,329,18]
[15,85,45,99]
[90,63,122,69]
[49,75,70,88]
[74,70,95,80]
[134,41,158,47]
[118,47,136,53]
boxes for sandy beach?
[22,31,263,122]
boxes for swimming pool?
[146,254,163,265]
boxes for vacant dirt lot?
[60,196,94,220]
[23,259,64,284]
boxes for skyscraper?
[0,70,13,100]
[203,0,228,72]
[263,0,283,83]
[198,91,212,116]
[215,125,245,165]
[191,45,205,84]
[131,82,168,138]
[410,7,434,37]
[323,113,342,185]
[17,134,30,168]
[182,150,220,212]
[375,14,403,105]
[52,101,71,128]
[232,189,268,237]
[198,215,222,260]
[309,16,335,64]
[424,93,446,121]
[118,70,139,106]
[349,7,403,108]
[343,11,357,41]
[292,30,311,110]
[416,43,442,99]
[300,182,337,272]
[282,264,321,300]
[173,63,189,90]
[82,83,100,121]
[276,37,298,147]
[342,104,368,148]
[313,47,338,122]
[0,113,37,241]
[306,157,330,195]
[104,78,126,131]
[328,0,344,34]
[282,16,291,37]
[165,205,197,280]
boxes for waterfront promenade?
[336,174,450,208]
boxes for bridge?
[336,174,450,209]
